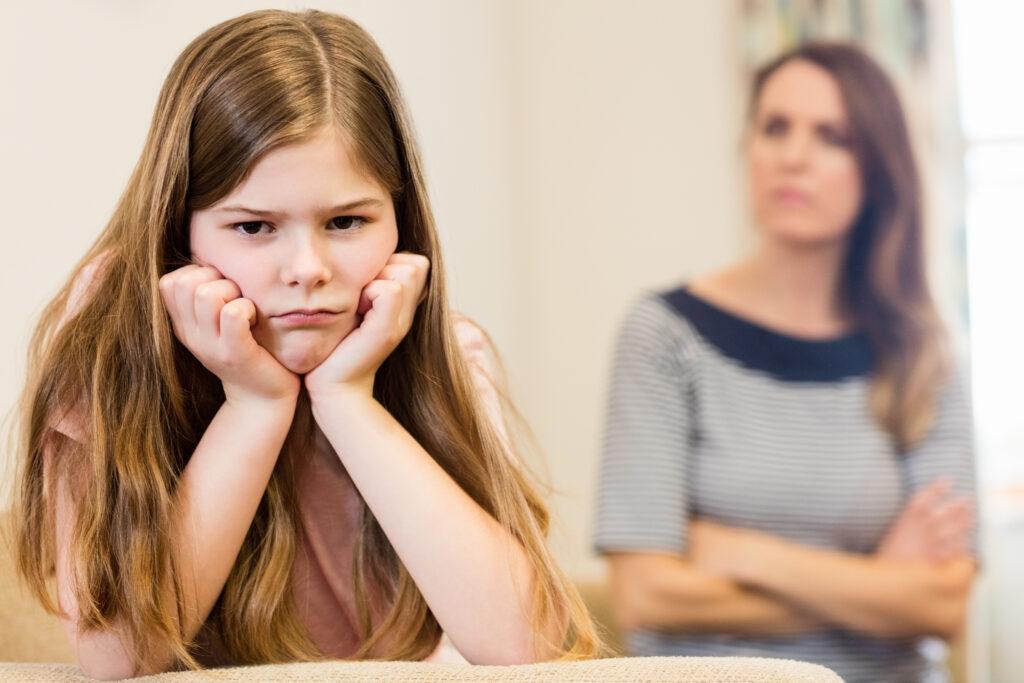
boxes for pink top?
[50,261,510,665]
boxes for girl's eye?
[330,216,366,231]
[234,221,272,236]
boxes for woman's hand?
[159,264,301,408]
[305,252,430,400]
[876,479,975,563]
[688,519,759,578]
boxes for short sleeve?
[452,315,513,454]
[46,250,114,444]
[901,364,979,556]
[594,294,695,555]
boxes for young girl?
[12,9,599,678]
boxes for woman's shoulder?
[612,288,706,367]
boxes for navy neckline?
[660,287,875,382]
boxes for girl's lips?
[272,311,340,326]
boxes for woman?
[11,9,599,679]
[595,42,976,682]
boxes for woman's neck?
[692,237,852,339]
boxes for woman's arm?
[52,395,298,680]
[608,551,824,635]
[688,518,976,640]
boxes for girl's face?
[747,59,863,247]
[189,126,399,374]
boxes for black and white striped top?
[594,288,976,683]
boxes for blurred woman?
[595,42,976,682]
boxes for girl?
[595,43,976,682]
[12,9,599,679]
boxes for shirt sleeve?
[452,315,514,457]
[47,250,114,444]
[594,294,695,556]
[901,362,979,557]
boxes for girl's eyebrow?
[214,198,384,216]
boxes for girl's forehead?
[214,131,388,210]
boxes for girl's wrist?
[223,389,299,418]
[306,376,375,406]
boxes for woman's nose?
[779,131,812,168]
[281,234,333,289]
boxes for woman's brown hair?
[12,9,600,670]
[749,42,950,452]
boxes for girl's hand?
[305,253,430,400]
[159,264,301,407]
[876,479,975,563]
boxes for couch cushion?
[0,657,842,682]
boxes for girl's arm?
[607,551,824,635]
[310,389,545,664]
[688,517,976,640]
[305,254,554,664]
[53,264,302,679]
[52,396,298,680]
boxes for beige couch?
[1,511,841,682]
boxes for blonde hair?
[750,42,950,451]
[12,9,600,670]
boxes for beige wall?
[0,2,745,583]
[509,0,746,579]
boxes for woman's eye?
[819,126,850,147]
[330,216,366,231]
[233,221,271,236]
[762,116,788,137]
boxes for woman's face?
[747,59,863,247]
[189,126,399,374]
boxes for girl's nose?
[281,234,333,290]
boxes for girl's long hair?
[12,9,600,669]
[750,42,950,452]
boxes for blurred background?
[0,1,1020,680]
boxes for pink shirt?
[50,270,509,665]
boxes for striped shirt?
[594,288,976,683]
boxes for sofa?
[1,510,841,682]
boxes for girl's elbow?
[76,656,138,681]
[462,621,560,665]
[69,629,155,680]
[465,635,545,665]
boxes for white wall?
[509,0,746,579]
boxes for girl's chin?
[257,329,345,375]
[271,344,335,375]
